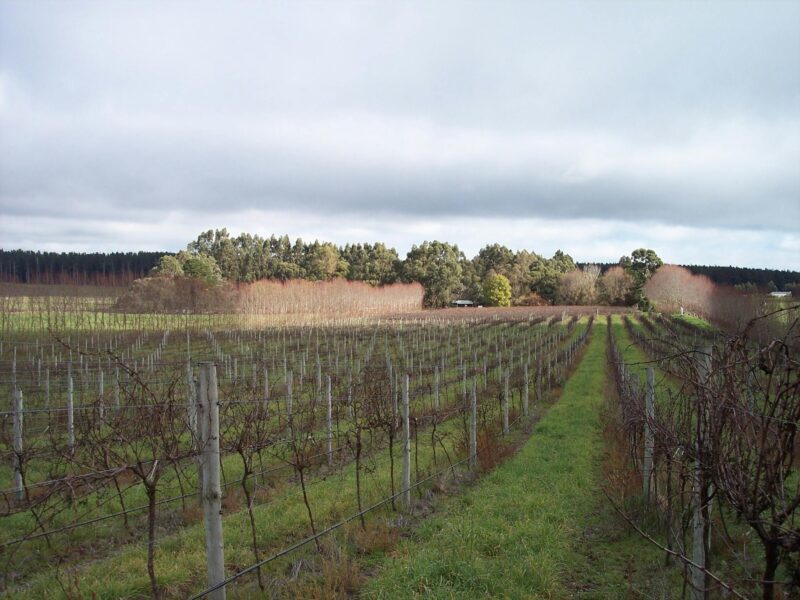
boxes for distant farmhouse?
[452,299,475,307]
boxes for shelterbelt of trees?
[3,229,798,309]
[140,230,666,309]
[579,262,800,294]
[0,250,163,286]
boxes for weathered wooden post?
[547,360,551,389]
[12,387,23,503]
[536,362,542,403]
[286,371,293,421]
[433,365,440,411]
[523,363,530,417]
[503,367,510,435]
[643,367,655,500]
[691,464,706,599]
[470,378,478,470]
[401,374,411,510]
[67,365,75,454]
[193,375,204,499]
[630,373,640,412]
[691,346,712,600]
[497,352,503,385]
[316,354,322,398]
[98,369,105,421]
[199,362,226,600]
[347,370,353,418]
[326,375,333,467]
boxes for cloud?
[2,106,797,228]
[0,1,798,269]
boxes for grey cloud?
[2,113,797,230]
[1,1,799,267]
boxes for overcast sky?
[1,1,798,269]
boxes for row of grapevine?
[1,312,593,598]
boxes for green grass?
[0,317,619,598]
[671,312,716,331]
[9,339,553,598]
[12,415,463,598]
[361,321,679,599]
[0,318,560,581]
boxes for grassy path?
[362,321,677,599]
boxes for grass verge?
[361,321,680,599]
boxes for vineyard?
[605,307,800,600]
[3,1,796,596]
[0,302,601,598]
[0,298,797,599]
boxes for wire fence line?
[188,452,475,600]
[0,372,530,545]
[1,444,349,547]
[187,323,592,599]
[187,362,562,600]
[606,309,800,600]
[0,315,590,598]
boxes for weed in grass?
[221,487,241,512]
[284,553,363,599]
[348,519,400,555]
[181,503,203,525]
[475,429,515,471]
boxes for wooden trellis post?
[198,362,226,600]
[326,375,333,466]
[523,363,529,417]
[503,368,510,435]
[643,368,654,500]
[470,378,477,470]
[434,366,440,411]
[67,365,75,454]
[98,369,105,421]
[12,387,23,504]
[286,370,293,421]
[401,374,411,510]
[691,346,712,600]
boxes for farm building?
[452,299,475,307]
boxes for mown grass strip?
[361,321,675,599]
[670,313,716,331]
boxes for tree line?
[0,250,163,286]
[4,230,798,308]
[150,230,662,308]
[581,262,800,292]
